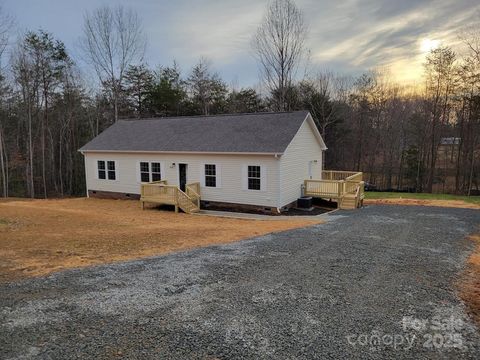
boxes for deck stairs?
[177,188,200,213]
[339,185,364,210]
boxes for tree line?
[0,0,478,198]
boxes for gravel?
[1,205,479,359]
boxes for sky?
[3,0,480,88]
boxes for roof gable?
[79,111,310,154]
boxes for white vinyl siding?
[85,153,279,207]
[279,117,324,207]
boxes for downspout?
[276,153,282,213]
[321,150,326,179]
[81,151,89,198]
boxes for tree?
[423,46,457,192]
[296,71,346,138]
[149,62,187,116]
[23,30,70,198]
[252,0,307,111]
[227,88,265,113]
[11,40,39,198]
[187,58,227,115]
[0,6,13,197]
[81,5,146,122]
[124,64,154,118]
[457,27,480,194]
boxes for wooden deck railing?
[345,172,363,183]
[140,180,170,198]
[186,182,200,208]
[140,180,201,213]
[344,180,359,194]
[304,179,344,198]
[322,170,360,181]
[305,170,364,209]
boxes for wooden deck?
[140,170,364,214]
[140,180,201,213]
[304,170,364,210]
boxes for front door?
[179,163,187,192]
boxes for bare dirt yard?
[459,233,480,326]
[0,198,322,283]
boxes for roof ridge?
[118,110,309,122]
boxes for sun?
[420,38,440,53]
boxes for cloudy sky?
[3,0,480,87]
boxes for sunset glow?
[420,38,440,53]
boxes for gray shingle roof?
[79,111,310,154]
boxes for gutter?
[78,149,284,156]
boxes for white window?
[204,164,216,187]
[151,162,162,181]
[139,162,162,182]
[97,160,116,180]
[247,165,261,190]
[201,163,221,188]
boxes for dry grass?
[364,198,480,209]
[458,234,480,326]
[0,198,322,283]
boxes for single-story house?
[79,111,330,213]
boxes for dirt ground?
[2,205,479,359]
[0,198,322,283]
[365,198,480,209]
[459,234,480,327]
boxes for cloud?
[306,0,480,82]
[147,0,265,64]
[3,0,480,86]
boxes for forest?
[0,0,478,199]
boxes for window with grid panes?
[205,164,216,187]
[247,165,261,190]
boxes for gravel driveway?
[1,205,479,359]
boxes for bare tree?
[80,5,146,122]
[458,27,480,194]
[423,46,457,192]
[301,70,350,137]
[0,6,13,197]
[11,42,38,198]
[21,31,70,198]
[252,0,307,111]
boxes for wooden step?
[340,195,358,210]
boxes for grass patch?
[365,192,480,205]
[0,218,9,227]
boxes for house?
[79,111,363,213]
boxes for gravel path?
[1,205,479,359]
